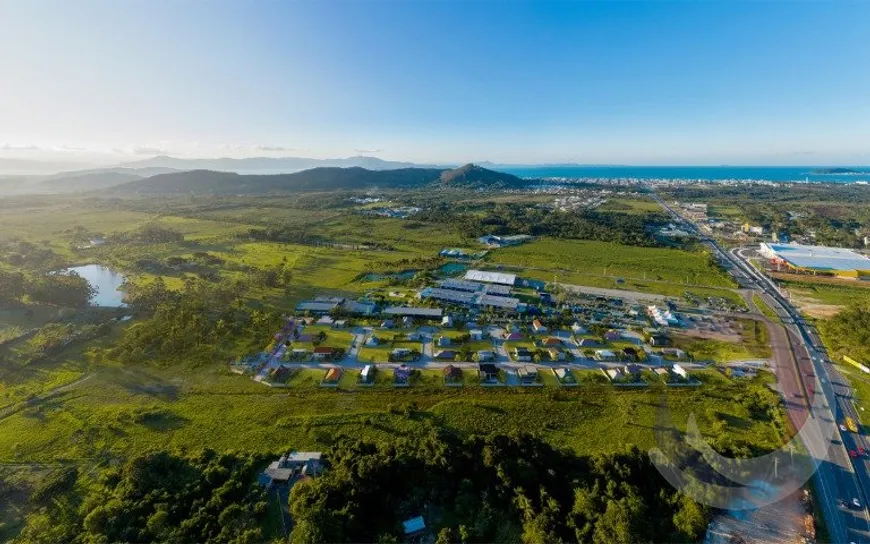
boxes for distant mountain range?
[0,167,182,195]
[120,155,444,174]
[0,153,603,181]
[0,154,463,195]
[0,157,97,176]
[0,157,524,196]
[109,164,524,195]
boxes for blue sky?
[1,0,868,165]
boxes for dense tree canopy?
[112,277,283,366]
[18,451,269,544]
[0,269,94,307]
[289,431,709,543]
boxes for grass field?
[753,294,782,322]
[517,267,746,306]
[483,237,743,304]
[0,202,147,243]
[780,279,870,307]
[673,320,771,362]
[834,365,870,433]
[486,238,736,288]
[707,205,744,219]
[0,359,785,464]
[596,197,664,215]
[300,325,355,351]
[317,214,464,254]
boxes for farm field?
[596,197,663,215]
[486,238,737,289]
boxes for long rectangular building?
[477,294,521,310]
[419,286,522,312]
[383,306,443,318]
[419,287,477,305]
[464,269,517,286]
[759,242,870,278]
[440,279,484,292]
[439,278,512,296]
[296,302,338,313]
[482,283,512,296]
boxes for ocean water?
[497,166,870,183]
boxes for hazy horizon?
[4,153,870,178]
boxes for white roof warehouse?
[383,306,444,318]
[760,242,870,278]
[464,269,517,286]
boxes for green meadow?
[780,279,870,307]
[596,197,664,215]
[0,356,785,464]
[486,238,736,288]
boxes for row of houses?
[285,346,340,360]
[605,363,688,382]
[512,346,567,362]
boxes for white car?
[853,498,861,508]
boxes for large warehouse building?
[759,243,870,278]
[464,269,517,286]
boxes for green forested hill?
[109,164,524,195]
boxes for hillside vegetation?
[110,164,523,195]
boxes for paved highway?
[652,192,870,543]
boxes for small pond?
[437,262,468,276]
[62,264,127,307]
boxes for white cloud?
[131,145,168,155]
[255,145,296,152]
[0,143,40,151]
[354,148,383,154]
[55,145,87,152]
